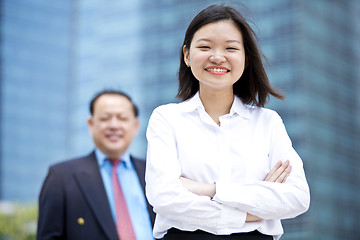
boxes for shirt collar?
[180,91,203,112]
[180,91,251,119]
[230,95,251,119]
[95,148,132,169]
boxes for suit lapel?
[131,156,146,191]
[131,156,156,227]
[74,152,118,240]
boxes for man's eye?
[117,115,129,121]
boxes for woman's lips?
[205,66,230,75]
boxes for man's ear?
[133,118,140,136]
[87,117,93,133]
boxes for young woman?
[145,5,310,240]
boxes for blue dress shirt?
[95,149,153,240]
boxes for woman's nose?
[209,53,226,64]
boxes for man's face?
[88,94,139,159]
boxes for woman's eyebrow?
[226,40,242,44]
[195,38,242,44]
[196,38,211,42]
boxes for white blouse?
[145,92,310,240]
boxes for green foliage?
[0,203,37,240]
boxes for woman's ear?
[183,45,190,67]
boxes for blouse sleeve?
[213,112,310,220]
[145,106,247,233]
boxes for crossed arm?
[180,160,292,222]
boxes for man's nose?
[109,118,121,128]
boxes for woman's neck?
[199,88,234,125]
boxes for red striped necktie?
[109,159,136,240]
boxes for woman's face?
[184,20,246,92]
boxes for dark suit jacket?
[37,151,155,240]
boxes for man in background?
[37,90,155,240]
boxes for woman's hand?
[180,160,292,222]
[264,160,292,183]
[179,177,216,198]
[246,160,292,222]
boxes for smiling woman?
[145,4,310,240]
[183,20,246,93]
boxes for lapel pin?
[77,217,85,226]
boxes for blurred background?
[0,0,359,239]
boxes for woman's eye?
[227,47,238,51]
[198,46,210,49]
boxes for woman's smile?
[205,66,230,75]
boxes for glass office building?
[1,0,359,239]
[1,0,73,200]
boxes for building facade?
[1,0,359,239]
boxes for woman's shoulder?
[152,93,200,115]
[246,104,277,114]
[149,102,185,122]
[152,102,181,114]
[147,103,185,129]
[245,104,282,122]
